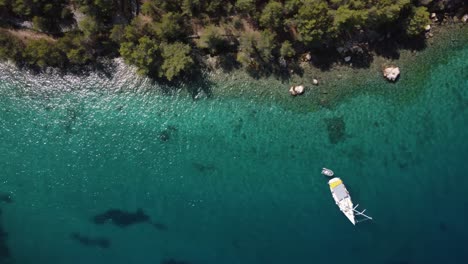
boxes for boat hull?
[328,178,356,225]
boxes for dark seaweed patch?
[159,125,178,142]
[0,207,11,262]
[92,209,167,230]
[161,259,190,264]
[325,116,346,144]
[159,130,171,142]
[93,209,150,227]
[232,118,243,135]
[439,222,447,232]
[0,220,10,261]
[192,162,217,173]
[152,222,168,231]
[0,194,12,204]
[70,232,110,249]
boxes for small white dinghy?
[327,174,373,225]
[321,168,334,177]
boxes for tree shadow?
[371,34,427,60]
[217,53,240,73]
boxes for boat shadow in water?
[92,209,167,231]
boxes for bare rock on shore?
[425,24,431,31]
[289,85,305,96]
[462,14,468,23]
[383,66,400,82]
[313,79,319,85]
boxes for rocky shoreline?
[0,21,466,112]
[206,22,467,110]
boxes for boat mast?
[352,204,373,222]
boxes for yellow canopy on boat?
[329,179,343,189]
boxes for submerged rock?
[383,66,400,82]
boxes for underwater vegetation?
[70,232,110,249]
[324,116,346,144]
[92,208,167,230]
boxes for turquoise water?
[0,38,467,264]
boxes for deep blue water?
[0,33,467,264]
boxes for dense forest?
[0,0,466,81]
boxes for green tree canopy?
[152,12,186,42]
[237,30,276,69]
[235,0,255,14]
[120,36,162,76]
[280,40,295,58]
[333,5,369,33]
[160,42,193,80]
[32,16,49,32]
[25,39,65,68]
[57,33,93,65]
[78,16,100,41]
[0,31,24,62]
[198,25,225,55]
[405,6,430,36]
[259,1,283,30]
[296,0,335,44]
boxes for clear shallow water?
[0,38,467,264]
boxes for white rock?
[344,56,351,62]
[312,79,319,85]
[462,14,468,23]
[294,85,305,95]
[289,86,296,96]
[431,13,436,19]
[289,85,305,96]
[383,66,400,82]
[424,24,431,31]
[305,53,312,61]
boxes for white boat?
[321,168,334,177]
[328,177,372,225]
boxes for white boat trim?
[321,168,334,177]
[327,177,372,225]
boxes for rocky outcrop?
[383,66,400,82]
[462,14,468,23]
[289,85,305,96]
